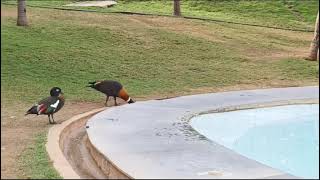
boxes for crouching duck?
[87,80,134,106]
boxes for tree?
[17,0,28,26]
[306,11,319,61]
[173,0,181,16]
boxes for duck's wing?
[36,96,61,114]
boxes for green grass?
[2,0,319,30]
[274,59,319,80]
[19,131,62,179]
[182,0,319,29]
[1,4,318,104]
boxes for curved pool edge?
[86,86,319,179]
[85,136,132,179]
[46,107,107,179]
[188,98,319,121]
[189,103,319,179]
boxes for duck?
[87,80,134,106]
[25,87,65,124]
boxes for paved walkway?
[86,86,319,179]
[65,1,117,7]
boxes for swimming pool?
[190,104,319,179]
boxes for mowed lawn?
[3,0,319,31]
[1,3,319,179]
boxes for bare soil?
[1,101,102,179]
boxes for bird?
[86,80,135,106]
[25,87,65,124]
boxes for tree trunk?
[173,0,181,16]
[306,11,319,61]
[17,0,28,26]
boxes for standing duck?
[87,80,134,106]
[25,87,65,124]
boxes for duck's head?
[50,87,64,97]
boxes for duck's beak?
[59,92,64,98]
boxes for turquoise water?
[190,104,319,179]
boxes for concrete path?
[65,1,117,7]
[86,86,319,179]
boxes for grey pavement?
[86,86,318,179]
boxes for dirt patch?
[1,101,102,179]
[1,6,16,18]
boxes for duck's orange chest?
[118,88,129,101]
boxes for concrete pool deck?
[86,86,319,179]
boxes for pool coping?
[86,86,319,179]
[46,107,107,179]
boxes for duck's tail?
[25,105,38,115]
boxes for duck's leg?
[113,96,118,106]
[51,114,56,124]
[105,95,109,106]
[48,115,52,124]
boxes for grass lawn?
[2,0,319,31]
[19,131,62,179]
[1,2,319,179]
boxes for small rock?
[198,170,223,176]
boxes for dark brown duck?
[87,80,134,106]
